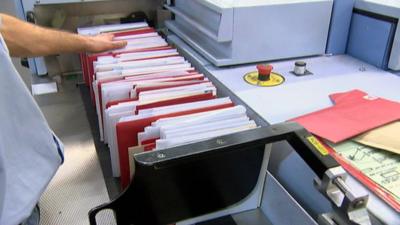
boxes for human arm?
[0,13,127,57]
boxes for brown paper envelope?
[128,145,145,178]
[353,121,400,155]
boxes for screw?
[354,199,365,208]
[216,139,226,145]
[156,153,166,159]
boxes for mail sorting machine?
[163,0,400,224]
[89,0,400,225]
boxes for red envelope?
[291,90,400,143]
[143,143,156,152]
[141,138,157,146]
[116,103,234,188]
[110,27,155,37]
[141,139,157,152]
[135,92,215,113]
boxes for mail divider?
[89,123,340,225]
[79,22,260,192]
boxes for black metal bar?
[89,122,339,225]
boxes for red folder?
[291,90,400,143]
[134,80,209,96]
[79,53,89,86]
[116,103,234,188]
[329,89,369,105]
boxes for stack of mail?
[78,22,168,104]
[292,89,400,143]
[78,22,258,188]
[291,89,400,211]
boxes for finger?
[112,40,127,49]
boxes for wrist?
[80,35,92,52]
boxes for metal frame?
[88,122,339,225]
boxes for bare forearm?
[0,14,127,57]
[0,13,91,57]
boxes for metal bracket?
[315,167,371,225]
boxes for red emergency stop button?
[257,64,273,81]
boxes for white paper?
[156,123,257,150]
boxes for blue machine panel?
[346,12,397,69]
[326,0,355,54]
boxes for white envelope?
[136,97,231,117]
[138,83,215,103]
[113,32,159,41]
[77,22,148,35]
[94,49,178,66]
[96,68,195,82]
[119,97,232,123]
[112,41,168,54]
[121,63,192,76]
[96,63,192,79]
[95,56,185,72]
[138,106,248,143]
[155,123,258,150]
[161,117,251,139]
[117,49,178,61]
[154,105,247,128]
[104,101,138,144]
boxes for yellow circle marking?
[244,71,285,87]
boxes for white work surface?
[208,55,400,123]
[205,55,400,224]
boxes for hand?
[84,33,127,53]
